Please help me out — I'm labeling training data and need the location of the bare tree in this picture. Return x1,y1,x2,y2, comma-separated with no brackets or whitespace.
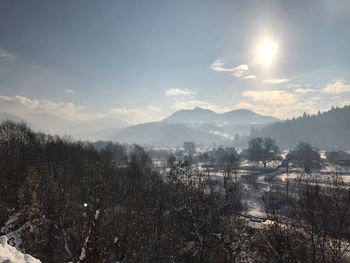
288,142,321,174
248,137,280,167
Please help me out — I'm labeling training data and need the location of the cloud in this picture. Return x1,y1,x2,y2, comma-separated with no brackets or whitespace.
108,105,163,123
146,105,162,112
5,95,163,124
232,64,249,78
294,88,315,94
210,59,249,78
263,78,290,84
236,99,319,119
242,90,298,106
210,59,231,72
310,96,322,102
235,79,350,119
0,94,166,133
286,83,302,89
240,89,317,118
0,95,103,122
64,89,75,94
238,85,347,118
165,88,196,97
322,80,350,94
172,99,231,113
244,75,256,80
0,49,15,61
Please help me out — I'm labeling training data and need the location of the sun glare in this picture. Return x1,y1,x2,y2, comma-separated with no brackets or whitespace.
256,40,279,66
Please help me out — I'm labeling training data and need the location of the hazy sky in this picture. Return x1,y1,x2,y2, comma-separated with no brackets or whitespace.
0,0,350,133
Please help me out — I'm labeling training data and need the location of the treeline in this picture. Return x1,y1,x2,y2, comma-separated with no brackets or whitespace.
0,120,247,262
1,120,350,262
250,105,350,149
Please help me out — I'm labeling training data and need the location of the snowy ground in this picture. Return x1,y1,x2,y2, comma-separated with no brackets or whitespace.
0,236,41,263
241,167,287,218
158,160,350,221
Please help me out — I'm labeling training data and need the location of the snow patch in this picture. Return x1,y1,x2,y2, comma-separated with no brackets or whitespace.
0,235,41,263
0,214,19,234
1,213,33,250
94,209,100,220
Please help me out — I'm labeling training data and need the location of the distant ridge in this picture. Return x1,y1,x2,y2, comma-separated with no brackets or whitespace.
106,121,228,146
253,105,350,149
162,107,278,124
104,108,278,147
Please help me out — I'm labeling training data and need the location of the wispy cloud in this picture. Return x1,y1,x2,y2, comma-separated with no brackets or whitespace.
322,80,350,94
146,105,162,112
165,88,196,97
0,95,104,122
0,49,15,61
263,78,290,84
0,94,165,131
238,81,350,118
244,75,256,80
232,64,249,78
242,90,297,106
294,88,315,94
64,89,75,94
210,59,249,78
108,105,163,123
210,59,232,72
237,89,320,118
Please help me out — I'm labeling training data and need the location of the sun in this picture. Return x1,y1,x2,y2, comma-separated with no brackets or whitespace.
256,40,279,66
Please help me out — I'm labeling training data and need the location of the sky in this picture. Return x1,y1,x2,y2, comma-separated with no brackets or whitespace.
0,0,350,134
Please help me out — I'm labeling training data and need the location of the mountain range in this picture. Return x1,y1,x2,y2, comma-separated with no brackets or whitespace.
99,108,278,146
3,106,349,149
78,106,350,149
163,107,278,124
0,108,278,146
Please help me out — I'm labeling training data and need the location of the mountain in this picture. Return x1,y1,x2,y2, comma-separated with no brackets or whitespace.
162,107,219,123
253,106,350,150
106,122,228,147
220,109,278,124
106,108,278,147
163,107,278,124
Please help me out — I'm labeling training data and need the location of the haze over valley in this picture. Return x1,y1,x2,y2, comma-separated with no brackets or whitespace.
1,1,350,262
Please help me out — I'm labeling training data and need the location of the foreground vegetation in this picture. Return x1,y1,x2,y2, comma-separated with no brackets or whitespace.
1,120,350,262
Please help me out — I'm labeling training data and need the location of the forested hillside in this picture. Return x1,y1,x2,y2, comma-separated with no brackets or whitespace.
253,106,350,149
